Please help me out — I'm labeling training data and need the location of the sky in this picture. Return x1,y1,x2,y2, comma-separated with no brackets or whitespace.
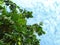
12,0,60,45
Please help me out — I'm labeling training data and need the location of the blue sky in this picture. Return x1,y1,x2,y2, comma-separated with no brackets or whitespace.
12,0,60,45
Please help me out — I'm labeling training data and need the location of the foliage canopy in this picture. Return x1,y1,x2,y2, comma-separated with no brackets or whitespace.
0,0,45,45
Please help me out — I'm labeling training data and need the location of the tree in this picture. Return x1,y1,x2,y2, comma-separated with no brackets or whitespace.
0,0,45,45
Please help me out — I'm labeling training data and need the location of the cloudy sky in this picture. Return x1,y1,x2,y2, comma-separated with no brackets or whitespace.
12,0,60,45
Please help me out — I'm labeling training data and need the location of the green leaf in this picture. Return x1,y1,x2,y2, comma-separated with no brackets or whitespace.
17,18,26,25
0,0,3,4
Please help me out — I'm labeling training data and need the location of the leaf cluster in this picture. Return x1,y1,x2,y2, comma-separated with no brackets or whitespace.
0,0,45,45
